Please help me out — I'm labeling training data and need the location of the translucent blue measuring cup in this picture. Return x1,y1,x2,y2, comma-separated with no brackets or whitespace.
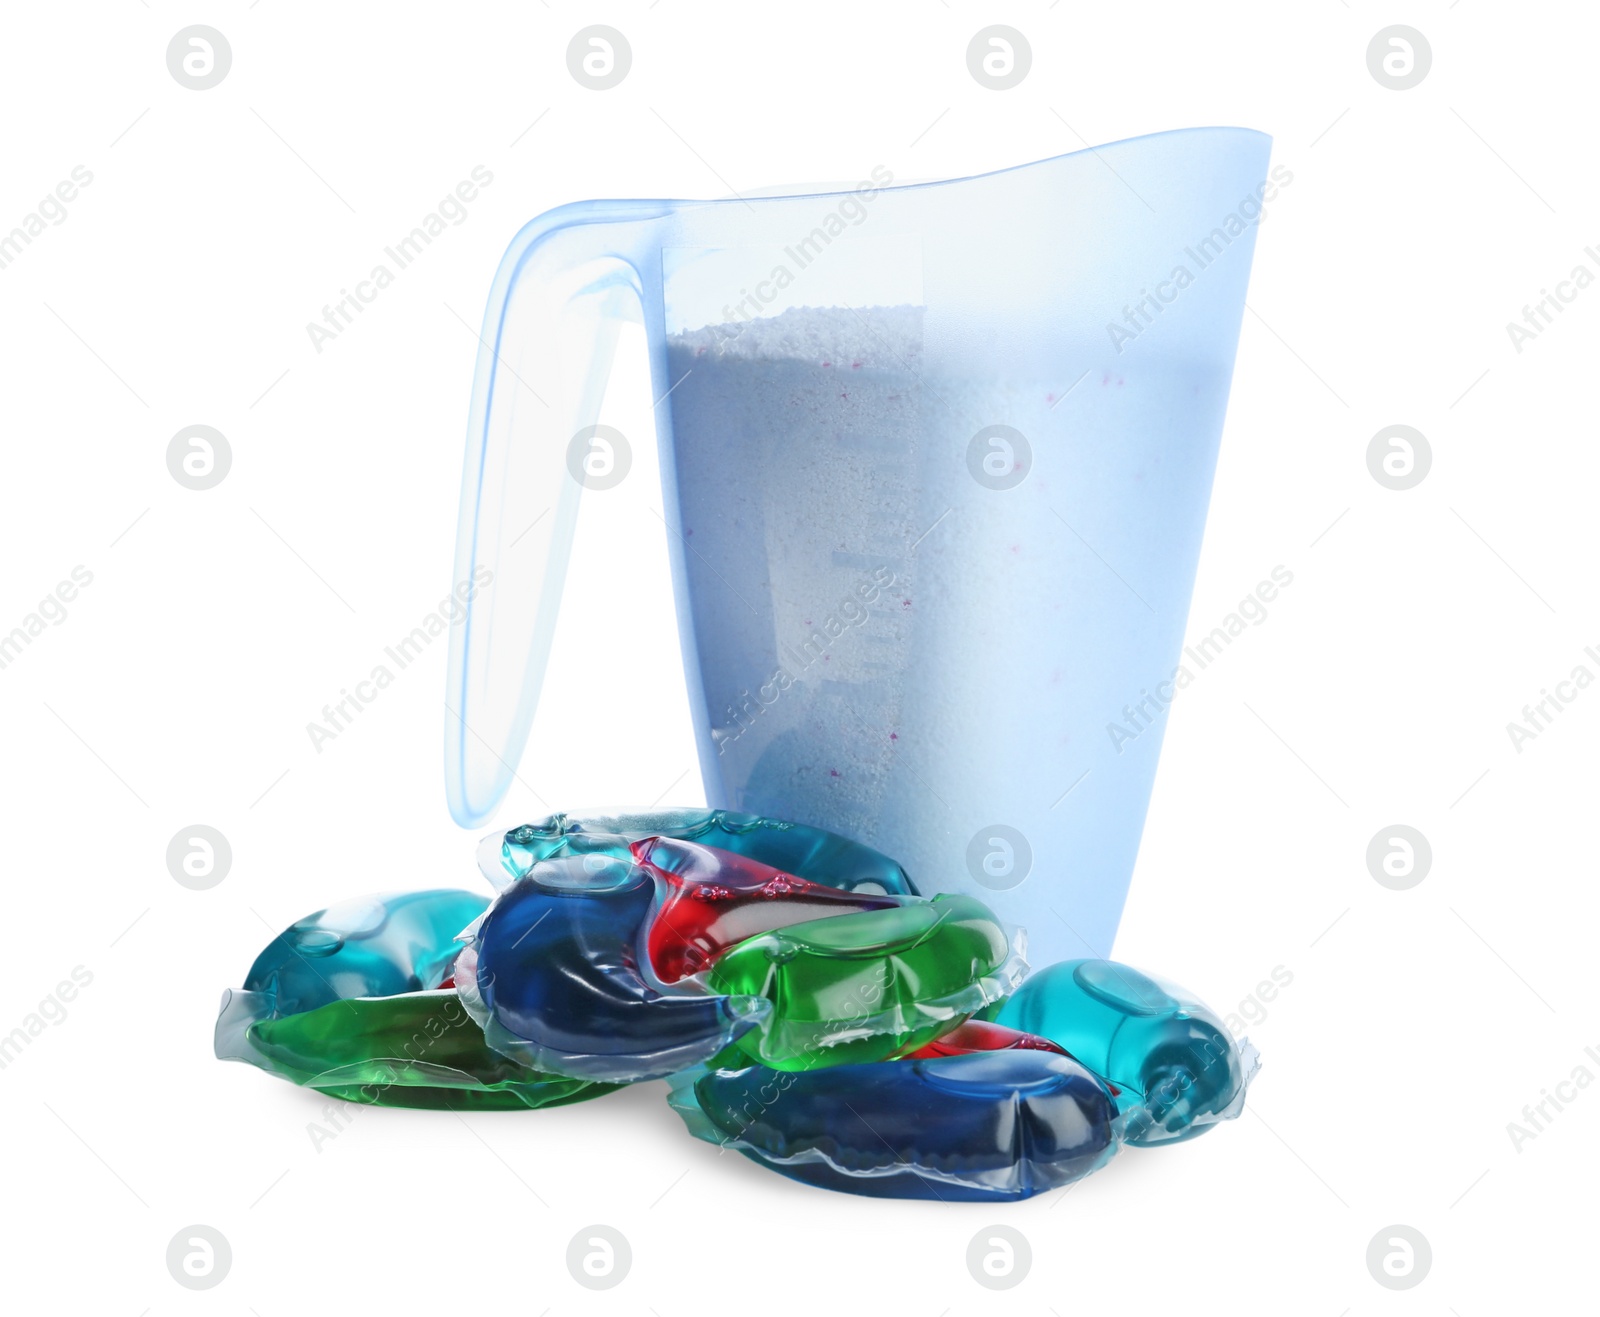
447,127,1274,965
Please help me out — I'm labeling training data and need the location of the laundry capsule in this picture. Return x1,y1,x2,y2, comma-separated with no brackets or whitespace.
459,842,1022,1080
671,1046,1119,1201
478,808,918,896
990,959,1258,1145
214,889,617,1109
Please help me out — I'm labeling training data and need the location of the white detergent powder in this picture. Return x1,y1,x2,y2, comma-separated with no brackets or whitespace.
664,304,1044,857
661,304,1218,960
666,306,931,846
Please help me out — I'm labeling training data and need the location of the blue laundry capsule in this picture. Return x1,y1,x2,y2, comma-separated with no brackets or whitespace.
671,1049,1119,1201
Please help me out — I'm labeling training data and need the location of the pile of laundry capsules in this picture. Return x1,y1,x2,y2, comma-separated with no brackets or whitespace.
215,809,1258,1201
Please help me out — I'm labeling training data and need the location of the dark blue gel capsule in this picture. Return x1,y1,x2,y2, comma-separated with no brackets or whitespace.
675,1049,1119,1201
463,854,768,1082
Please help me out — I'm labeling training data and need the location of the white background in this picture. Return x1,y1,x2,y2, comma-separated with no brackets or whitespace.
2,3,1595,1312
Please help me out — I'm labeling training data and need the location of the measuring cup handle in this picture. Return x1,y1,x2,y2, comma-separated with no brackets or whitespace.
446,201,663,827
